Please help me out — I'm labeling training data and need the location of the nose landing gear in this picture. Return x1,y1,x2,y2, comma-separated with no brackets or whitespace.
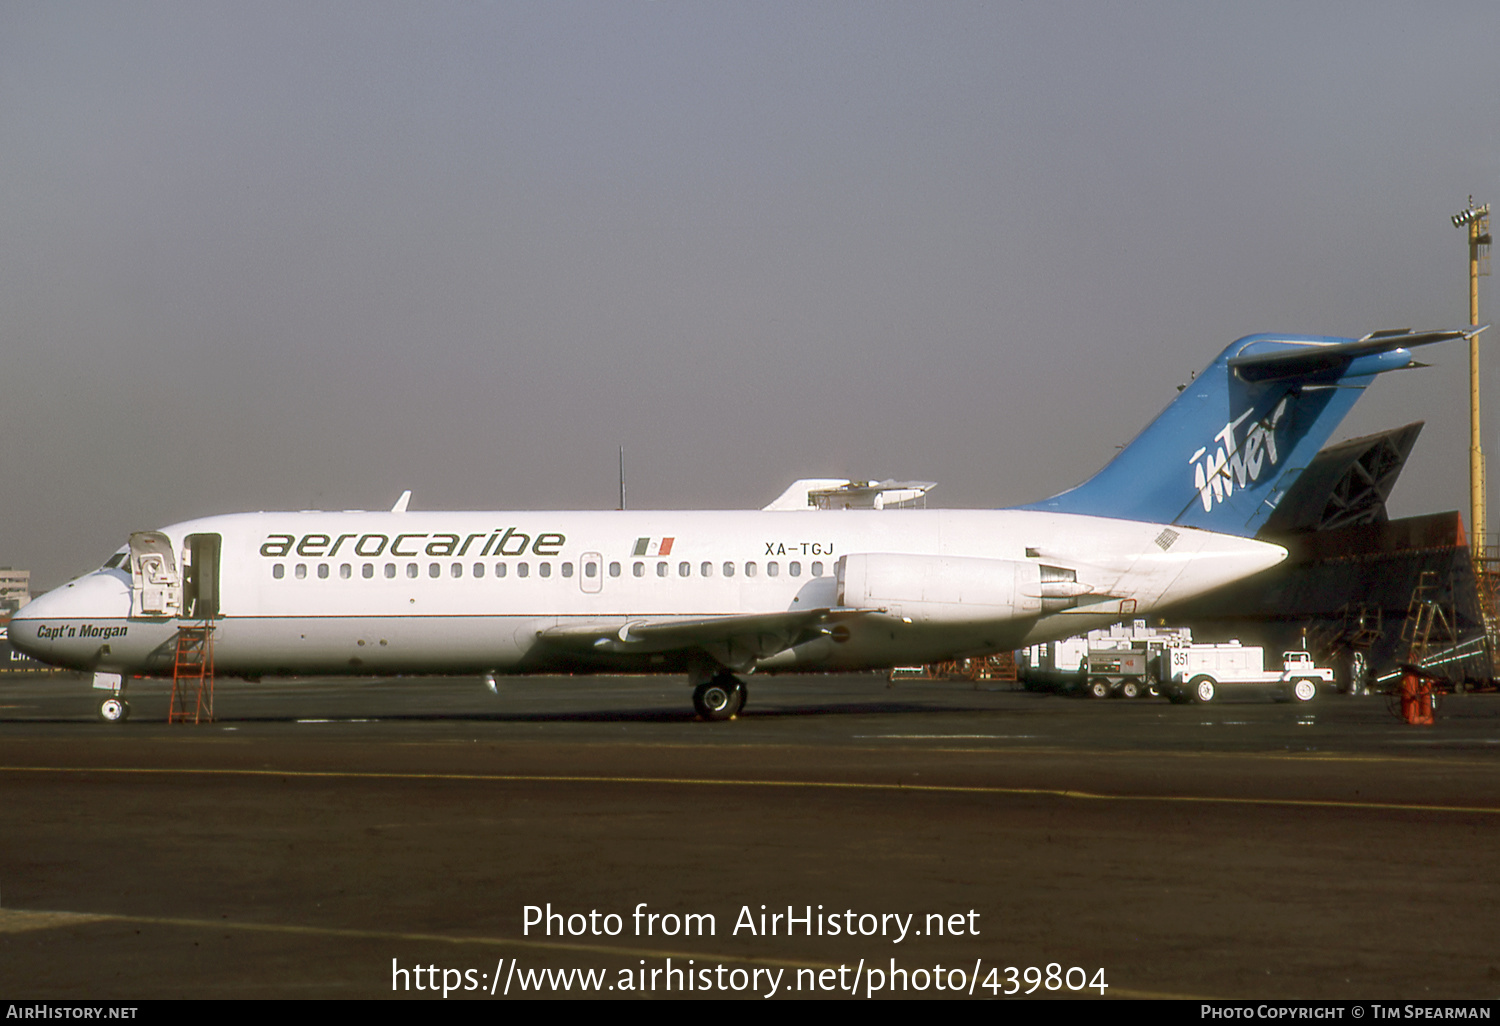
92,671,129,724
98,696,130,723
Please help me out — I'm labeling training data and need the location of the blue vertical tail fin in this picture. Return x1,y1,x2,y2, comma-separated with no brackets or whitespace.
1017,329,1478,536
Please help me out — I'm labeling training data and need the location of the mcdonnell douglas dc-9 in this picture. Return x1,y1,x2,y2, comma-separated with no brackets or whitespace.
9,329,1475,722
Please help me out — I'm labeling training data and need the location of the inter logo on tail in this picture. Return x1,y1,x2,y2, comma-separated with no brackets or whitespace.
1189,396,1290,514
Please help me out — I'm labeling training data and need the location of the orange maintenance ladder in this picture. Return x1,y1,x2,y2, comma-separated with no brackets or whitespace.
167,621,215,724
1393,573,1452,726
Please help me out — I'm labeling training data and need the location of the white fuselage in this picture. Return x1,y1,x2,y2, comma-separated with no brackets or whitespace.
10,507,1285,680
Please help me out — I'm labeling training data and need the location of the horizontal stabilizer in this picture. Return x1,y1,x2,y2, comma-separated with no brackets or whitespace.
1228,328,1481,382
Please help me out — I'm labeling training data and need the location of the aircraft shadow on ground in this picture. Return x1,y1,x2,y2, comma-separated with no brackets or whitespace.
0,700,1007,725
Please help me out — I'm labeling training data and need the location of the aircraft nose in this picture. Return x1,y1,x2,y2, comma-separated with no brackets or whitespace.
7,571,133,666
7,605,50,661
7,606,41,661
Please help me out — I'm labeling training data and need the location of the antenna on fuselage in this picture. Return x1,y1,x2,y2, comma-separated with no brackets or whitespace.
618,447,626,511
391,490,412,513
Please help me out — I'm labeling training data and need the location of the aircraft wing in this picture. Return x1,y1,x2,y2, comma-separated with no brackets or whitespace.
538,607,877,671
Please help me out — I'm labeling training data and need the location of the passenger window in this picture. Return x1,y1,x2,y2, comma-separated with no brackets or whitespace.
679,561,690,577
657,562,668,578
407,563,418,579
701,562,713,577
473,563,485,578
317,564,329,579
767,562,778,577
633,562,644,578
518,562,529,578
340,564,352,579
812,561,824,577
723,562,735,577
561,562,573,578
583,561,596,578
609,562,621,577
385,563,396,578
362,564,374,579
495,563,507,578
428,563,440,578
789,561,801,577
451,563,463,578
295,564,307,580
272,564,285,579
745,562,757,578
540,563,551,578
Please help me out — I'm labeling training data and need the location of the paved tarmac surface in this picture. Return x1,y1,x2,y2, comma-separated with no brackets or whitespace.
1,672,1498,1000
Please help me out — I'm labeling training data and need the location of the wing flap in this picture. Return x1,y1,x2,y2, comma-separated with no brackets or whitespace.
538,607,878,669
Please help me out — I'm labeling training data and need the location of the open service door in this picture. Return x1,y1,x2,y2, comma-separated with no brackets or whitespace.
184,533,221,619
129,531,181,618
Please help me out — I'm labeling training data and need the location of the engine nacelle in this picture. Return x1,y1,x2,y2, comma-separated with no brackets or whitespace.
836,553,1045,626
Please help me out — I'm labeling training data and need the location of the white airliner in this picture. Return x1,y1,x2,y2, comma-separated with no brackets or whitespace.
8,328,1475,722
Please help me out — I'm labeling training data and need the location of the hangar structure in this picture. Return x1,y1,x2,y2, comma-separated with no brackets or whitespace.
1161,423,1496,689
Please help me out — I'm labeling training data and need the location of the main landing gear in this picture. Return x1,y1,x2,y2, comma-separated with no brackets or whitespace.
692,673,747,722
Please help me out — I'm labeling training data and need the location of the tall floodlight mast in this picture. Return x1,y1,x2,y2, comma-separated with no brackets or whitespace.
1452,198,1490,555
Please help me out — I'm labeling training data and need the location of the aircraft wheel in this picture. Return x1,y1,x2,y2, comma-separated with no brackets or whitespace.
1292,678,1318,703
1087,677,1111,699
1120,680,1141,699
1190,675,1217,703
98,697,130,723
733,680,747,713
693,678,741,721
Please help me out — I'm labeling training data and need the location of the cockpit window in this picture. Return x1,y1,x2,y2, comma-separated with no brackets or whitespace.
102,548,129,570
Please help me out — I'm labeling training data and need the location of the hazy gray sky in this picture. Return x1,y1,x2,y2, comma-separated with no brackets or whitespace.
3,1,1497,586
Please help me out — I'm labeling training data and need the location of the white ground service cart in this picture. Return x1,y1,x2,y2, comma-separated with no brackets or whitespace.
1162,644,1334,704
1083,648,1153,698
